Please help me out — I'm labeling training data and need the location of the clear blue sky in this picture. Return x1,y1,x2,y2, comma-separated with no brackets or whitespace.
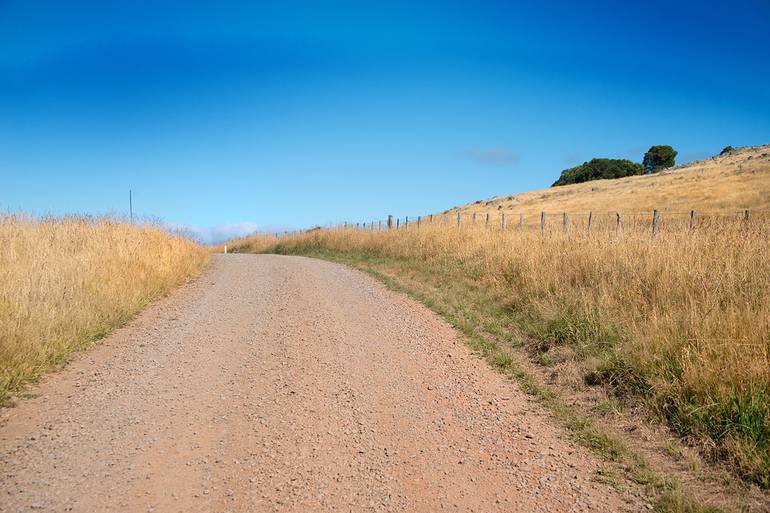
2,1,769,242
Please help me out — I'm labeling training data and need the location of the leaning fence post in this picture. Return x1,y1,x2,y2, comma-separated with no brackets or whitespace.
615,212,622,238
689,209,696,231
501,213,506,230
587,211,593,233
562,212,569,233
540,211,546,234
652,209,660,238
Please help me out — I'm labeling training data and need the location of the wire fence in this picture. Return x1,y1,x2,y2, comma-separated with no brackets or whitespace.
273,207,769,238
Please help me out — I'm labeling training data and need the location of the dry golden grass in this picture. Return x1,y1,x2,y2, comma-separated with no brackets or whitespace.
452,145,770,218
0,215,209,403
233,208,770,488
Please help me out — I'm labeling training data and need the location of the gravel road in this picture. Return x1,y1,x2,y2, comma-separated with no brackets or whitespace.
0,255,635,512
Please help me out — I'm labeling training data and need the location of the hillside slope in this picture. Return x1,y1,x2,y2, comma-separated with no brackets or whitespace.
453,145,770,217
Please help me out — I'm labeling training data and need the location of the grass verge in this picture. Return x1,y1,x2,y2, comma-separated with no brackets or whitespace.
0,215,209,404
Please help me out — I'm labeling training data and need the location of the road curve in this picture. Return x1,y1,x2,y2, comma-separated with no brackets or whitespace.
1,255,634,512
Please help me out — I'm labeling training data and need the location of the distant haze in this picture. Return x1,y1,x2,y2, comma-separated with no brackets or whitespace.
165,222,292,245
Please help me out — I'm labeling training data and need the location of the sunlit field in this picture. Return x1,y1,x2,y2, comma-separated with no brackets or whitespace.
451,145,770,218
233,211,770,486
0,215,208,403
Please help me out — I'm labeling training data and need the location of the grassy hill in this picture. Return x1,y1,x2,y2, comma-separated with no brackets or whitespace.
452,144,770,217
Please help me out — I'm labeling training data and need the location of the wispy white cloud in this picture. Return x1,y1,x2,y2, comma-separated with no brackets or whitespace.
164,221,292,245
459,148,519,165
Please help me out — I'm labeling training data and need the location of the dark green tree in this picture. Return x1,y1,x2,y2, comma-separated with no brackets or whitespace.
642,145,677,173
720,146,735,156
552,158,645,186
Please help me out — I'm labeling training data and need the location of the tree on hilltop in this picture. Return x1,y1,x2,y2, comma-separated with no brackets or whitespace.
643,145,677,173
552,158,644,186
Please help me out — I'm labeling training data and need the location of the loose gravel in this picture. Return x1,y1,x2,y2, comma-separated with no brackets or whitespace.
0,255,637,512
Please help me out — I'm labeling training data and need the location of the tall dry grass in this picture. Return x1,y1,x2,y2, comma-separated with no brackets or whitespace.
0,215,209,403
234,212,770,486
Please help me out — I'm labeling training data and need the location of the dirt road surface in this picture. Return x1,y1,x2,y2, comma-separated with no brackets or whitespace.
1,255,637,512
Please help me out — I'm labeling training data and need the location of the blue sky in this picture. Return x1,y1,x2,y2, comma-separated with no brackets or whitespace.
2,0,769,242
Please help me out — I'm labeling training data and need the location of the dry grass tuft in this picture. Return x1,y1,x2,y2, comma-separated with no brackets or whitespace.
234,211,770,488
0,215,209,403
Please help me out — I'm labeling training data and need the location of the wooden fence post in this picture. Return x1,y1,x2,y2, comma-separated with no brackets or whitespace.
744,209,750,222
562,212,569,233
652,209,660,238
501,213,506,230
417,216,421,228
615,212,622,238
387,215,393,230
405,216,409,229
689,209,696,231
472,212,476,225
540,211,546,234
457,212,461,227
587,211,593,233
379,220,382,230
485,212,490,228
519,213,524,230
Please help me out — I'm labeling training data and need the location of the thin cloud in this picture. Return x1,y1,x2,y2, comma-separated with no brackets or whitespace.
560,151,583,165
164,221,291,245
460,148,519,165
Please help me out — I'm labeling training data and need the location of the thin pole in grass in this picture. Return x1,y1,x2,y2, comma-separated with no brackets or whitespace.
587,211,593,233
387,215,393,229
652,209,660,238
562,212,569,234
519,213,524,230
485,212,490,228
417,216,421,228
429,214,433,223
501,212,506,230
396,218,400,229
744,209,750,222
615,212,622,239
457,212,461,227
472,212,476,224
689,209,696,231
540,211,546,234
405,216,409,229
